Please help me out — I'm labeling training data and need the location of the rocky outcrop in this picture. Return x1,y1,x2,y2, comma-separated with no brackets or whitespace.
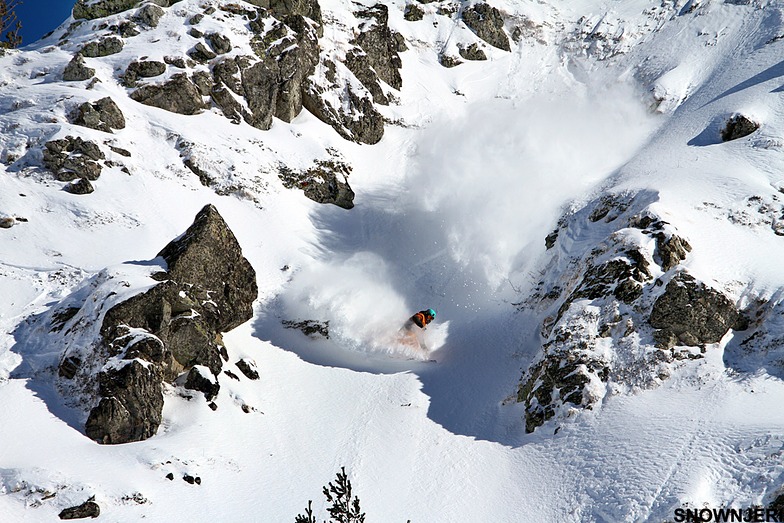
278,158,355,209
268,0,323,36
65,178,95,195
303,76,385,144
43,136,105,182
59,498,100,520
130,73,205,115
71,97,126,133
721,114,759,142
459,43,487,61
63,54,95,81
516,192,736,433
122,60,167,87
462,3,510,51
80,37,124,58
353,4,404,90
236,359,259,380
85,359,163,443
52,204,257,444
649,273,746,349
73,0,139,19
134,3,165,27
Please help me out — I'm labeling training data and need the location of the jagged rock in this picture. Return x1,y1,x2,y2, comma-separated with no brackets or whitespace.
123,60,166,86
134,3,165,27
183,365,220,401
63,54,95,81
189,42,217,62
191,71,213,96
164,55,187,68
130,73,205,115
80,37,124,58
439,55,461,68
459,42,487,61
118,20,141,37
65,178,95,195
59,498,100,519
206,32,232,54
650,273,746,348
73,0,138,19
303,78,384,144
654,232,691,271
345,50,388,104
85,360,164,444
269,0,323,36
404,4,424,21
213,18,318,129
43,136,105,181
76,204,257,444
236,359,259,380
354,4,403,90
71,97,126,133
462,3,510,51
721,114,759,142
279,159,355,208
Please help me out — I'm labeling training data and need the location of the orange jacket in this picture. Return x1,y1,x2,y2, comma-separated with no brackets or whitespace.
411,311,433,329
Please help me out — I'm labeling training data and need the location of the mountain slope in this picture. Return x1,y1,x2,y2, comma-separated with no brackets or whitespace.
3,0,784,521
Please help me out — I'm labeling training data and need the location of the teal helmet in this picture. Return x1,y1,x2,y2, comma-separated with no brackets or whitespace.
427,308,436,318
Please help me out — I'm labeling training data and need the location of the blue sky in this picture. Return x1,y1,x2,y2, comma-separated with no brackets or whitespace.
15,0,75,45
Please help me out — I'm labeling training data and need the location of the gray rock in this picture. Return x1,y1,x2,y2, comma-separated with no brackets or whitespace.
134,3,165,27
191,71,213,96
344,49,389,105
189,42,217,62
164,55,187,68
64,178,95,195
73,0,138,19
458,42,487,61
118,20,140,37
650,273,745,349
43,136,105,181
236,359,259,380
123,60,166,86
354,4,403,90
206,32,232,54
85,360,164,444
0,216,15,228
462,3,510,51
654,232,691,271
721,114,759,142
404,4,424,21
71,97,126,133
130,73,205,115
439,54,461,68
183,366,220,401
81,204,257,443
80,37,124,58
269,0,323,36
59,499,100,519
63,54,95,81
303,78,384,144
279,159,355,209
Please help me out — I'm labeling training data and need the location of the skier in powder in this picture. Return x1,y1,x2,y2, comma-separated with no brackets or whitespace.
398,308,436,353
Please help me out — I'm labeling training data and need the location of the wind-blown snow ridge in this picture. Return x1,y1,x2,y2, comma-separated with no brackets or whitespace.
3,0,784,521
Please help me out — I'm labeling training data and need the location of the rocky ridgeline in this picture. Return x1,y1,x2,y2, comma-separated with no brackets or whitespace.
29,204,258,444
518,191,748,433
32,0,517,204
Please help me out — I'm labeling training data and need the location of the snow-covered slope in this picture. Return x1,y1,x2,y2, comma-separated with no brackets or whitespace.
3,0,784,521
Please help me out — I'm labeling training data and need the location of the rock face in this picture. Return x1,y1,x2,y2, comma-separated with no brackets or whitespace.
62,54,95,81
59,498,100,520
279,159,356,208
516,191,744,433
55,204,257,444
721,114,759,142
462,3,511,51
71,97,126,133
353,5,404,91
130,73,205,115
73,0,138,19
649,273,746,348
43,136,105,182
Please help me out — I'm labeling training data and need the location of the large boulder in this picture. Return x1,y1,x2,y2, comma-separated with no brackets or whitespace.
54,204,257,444
71,97,126,133
62,54,95,82
721,114,759,142
43,136,105,181
649,272,746,348
73,0,139,19
462,3,510,51
80,37,124,58
130,73,205,115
